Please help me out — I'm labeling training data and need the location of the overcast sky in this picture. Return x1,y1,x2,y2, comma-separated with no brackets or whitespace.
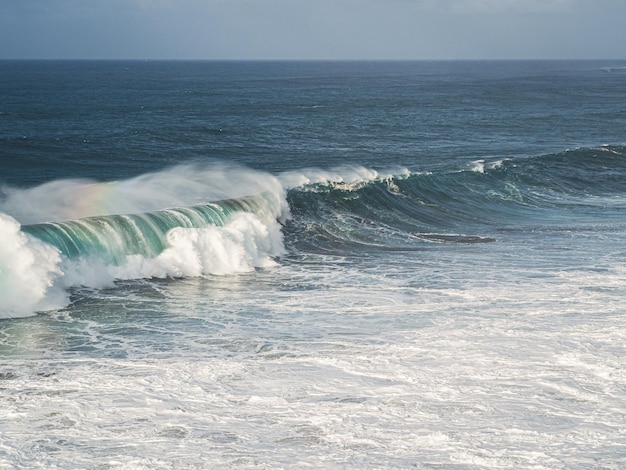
1,0,624,60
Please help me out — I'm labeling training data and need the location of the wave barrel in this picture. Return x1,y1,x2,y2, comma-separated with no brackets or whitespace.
21,193,282,265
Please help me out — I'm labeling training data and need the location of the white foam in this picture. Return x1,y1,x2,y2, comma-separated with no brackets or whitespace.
278,165,410,190
4,211,285,318
469,159,485,173
110,212,285,279
0,214,68,319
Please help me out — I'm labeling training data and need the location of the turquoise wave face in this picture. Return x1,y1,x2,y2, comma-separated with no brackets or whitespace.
21,194,281,264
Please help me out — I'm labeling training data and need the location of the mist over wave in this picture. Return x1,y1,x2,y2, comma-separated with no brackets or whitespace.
0,161,288,225
0,163,289,319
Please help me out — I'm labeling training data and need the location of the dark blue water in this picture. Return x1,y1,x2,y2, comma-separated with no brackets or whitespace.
2,60,625,185
1,60,626,468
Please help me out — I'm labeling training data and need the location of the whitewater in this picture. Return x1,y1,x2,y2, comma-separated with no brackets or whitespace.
1,60,626,468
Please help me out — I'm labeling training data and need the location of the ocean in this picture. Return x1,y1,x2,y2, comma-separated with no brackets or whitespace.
1,60,625,468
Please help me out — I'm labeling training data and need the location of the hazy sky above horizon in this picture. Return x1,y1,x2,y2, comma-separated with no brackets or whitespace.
1,0,624,60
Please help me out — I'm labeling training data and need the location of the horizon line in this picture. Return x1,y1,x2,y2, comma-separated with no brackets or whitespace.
1,57,625,62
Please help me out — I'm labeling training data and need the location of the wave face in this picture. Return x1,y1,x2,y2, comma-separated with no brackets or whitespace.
21,195,281,264
284,145,626,252
1,145,625,318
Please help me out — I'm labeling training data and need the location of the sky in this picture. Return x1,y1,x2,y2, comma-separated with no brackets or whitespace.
0,0,625,60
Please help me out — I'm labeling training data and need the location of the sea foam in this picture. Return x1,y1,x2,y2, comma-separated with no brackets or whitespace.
0,214,68,318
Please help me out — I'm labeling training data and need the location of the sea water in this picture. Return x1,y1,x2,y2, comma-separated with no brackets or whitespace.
1,60,626,468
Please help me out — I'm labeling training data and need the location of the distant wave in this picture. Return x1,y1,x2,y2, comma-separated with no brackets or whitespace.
283,145,626,252
601,66,626,73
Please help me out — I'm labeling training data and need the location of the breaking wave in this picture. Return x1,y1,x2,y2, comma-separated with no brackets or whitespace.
0,163,288,318
1,145,624,318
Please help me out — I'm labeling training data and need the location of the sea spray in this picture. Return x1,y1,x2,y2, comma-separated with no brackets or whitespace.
278,165,410,190
0,162,289,225
0,214,67,318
